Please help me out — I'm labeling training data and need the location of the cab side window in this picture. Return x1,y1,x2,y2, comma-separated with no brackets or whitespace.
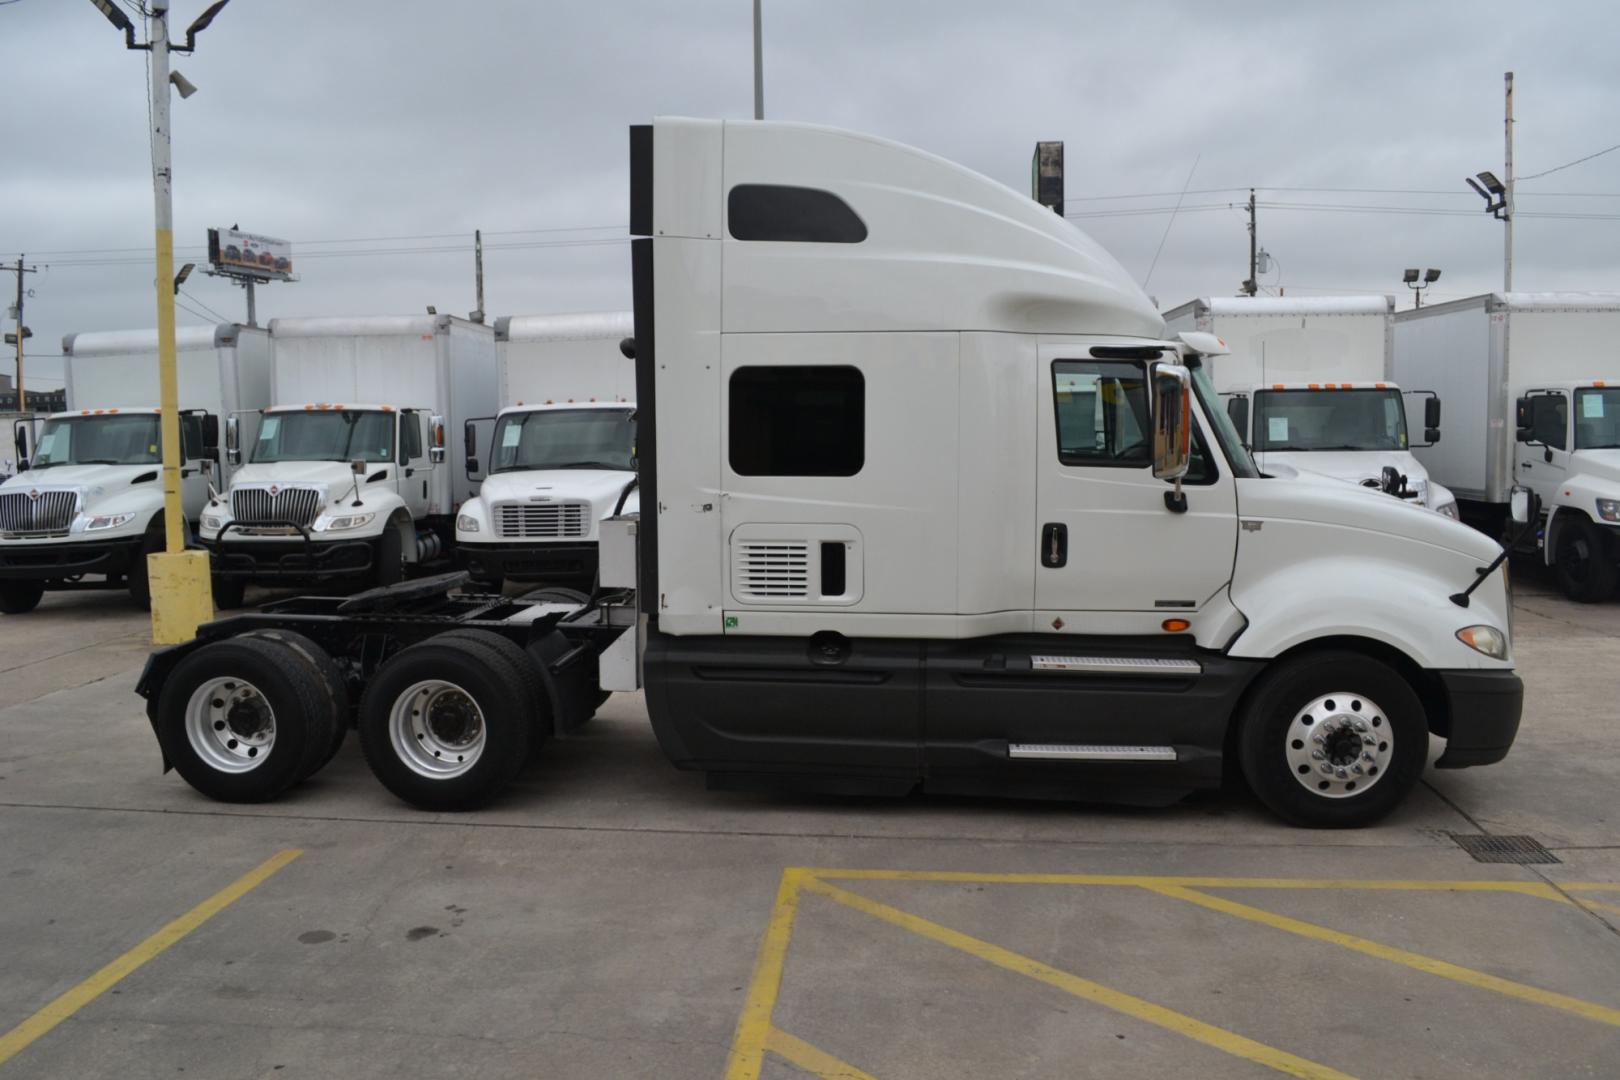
1053,360,1149,467
1533,395,1568,450
400,412,424,464
180,414,204,460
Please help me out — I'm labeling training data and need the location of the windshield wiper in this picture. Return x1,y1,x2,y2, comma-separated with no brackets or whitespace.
73,458,127,465
551,461,633,470
1260,445,1312,452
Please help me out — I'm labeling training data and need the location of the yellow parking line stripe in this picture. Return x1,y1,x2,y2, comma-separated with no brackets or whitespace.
726,869,809,1080
1578,898,1620,919
804,877,1354,1080
766,1027,878,1080
0,849,303,1068
804,869,1569,897
1148,885,1620,1029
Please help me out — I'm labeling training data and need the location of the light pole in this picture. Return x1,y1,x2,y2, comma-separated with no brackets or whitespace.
1465,72,1514,291
752,0,764,119
1403,268,1441,309
90,0,234,644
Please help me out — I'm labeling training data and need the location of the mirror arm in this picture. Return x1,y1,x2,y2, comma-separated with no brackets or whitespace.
1164,485,1187,514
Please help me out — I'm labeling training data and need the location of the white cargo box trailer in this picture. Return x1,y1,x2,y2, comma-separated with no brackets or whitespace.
494,311,636,406
1393,292,1620,599
0,324,271,613
200,315,497,603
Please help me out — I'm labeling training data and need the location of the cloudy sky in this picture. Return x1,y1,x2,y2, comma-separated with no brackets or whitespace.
3,0,1617,390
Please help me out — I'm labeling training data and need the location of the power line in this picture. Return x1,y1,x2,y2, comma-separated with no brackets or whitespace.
0,224,625,261
178,288,229,322
1518,140,1620,182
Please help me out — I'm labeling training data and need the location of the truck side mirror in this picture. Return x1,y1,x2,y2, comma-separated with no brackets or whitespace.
618,336,636,360
1424,395,1441,430
202,414,220,456
1150,362,1192,483
1510,486,1541,526
351,458,368,475
1225,396,1249,440
225,415,241,465
429,413,446,464
1514,397,1535,443
463,420,480,476
13,420,30,472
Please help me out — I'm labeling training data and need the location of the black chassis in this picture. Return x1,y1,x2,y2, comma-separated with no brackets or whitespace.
134,572,625,770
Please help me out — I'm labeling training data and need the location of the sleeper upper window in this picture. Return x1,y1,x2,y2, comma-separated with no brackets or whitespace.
729,366,864,476
728,185,868,243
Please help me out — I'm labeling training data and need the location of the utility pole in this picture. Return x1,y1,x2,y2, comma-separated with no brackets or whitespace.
473,229,485,323
752,0,764,120
1244,188,1257,296
6,257,37,412
1503,71,1514,292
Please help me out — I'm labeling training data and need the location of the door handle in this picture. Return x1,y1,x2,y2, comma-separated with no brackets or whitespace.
1521,462,1532,469
405,467,415,477
1041,522,1068,568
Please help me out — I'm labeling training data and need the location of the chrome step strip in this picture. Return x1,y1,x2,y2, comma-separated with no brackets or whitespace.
1030,655,1201,675
1009,744,1177,762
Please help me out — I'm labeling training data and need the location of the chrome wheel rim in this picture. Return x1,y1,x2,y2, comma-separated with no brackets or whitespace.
185,676,275,773
389,680,485,779
1284,691,1392,799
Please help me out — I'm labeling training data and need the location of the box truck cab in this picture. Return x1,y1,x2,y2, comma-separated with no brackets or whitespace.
1514,379,1620,599
136,118,1526,829
455,313,638,589
199,315,496,606
1164,296,1456,516
0,324,270,613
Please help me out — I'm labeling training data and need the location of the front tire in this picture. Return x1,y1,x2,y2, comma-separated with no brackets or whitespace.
1554,515,1618,603
212,575,247,610
0,581,45,614
128,522,166,610
1237,650,1427,828
375,524,405,587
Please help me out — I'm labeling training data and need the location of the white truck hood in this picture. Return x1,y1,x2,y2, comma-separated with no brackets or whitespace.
1238,473,1495,563
229,460,357,490
1568,448,1620,487
1254,449,1428,489
1,463,153,496
478,468,638,509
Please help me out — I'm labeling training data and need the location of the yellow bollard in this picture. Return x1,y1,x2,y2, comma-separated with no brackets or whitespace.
147,550,216,646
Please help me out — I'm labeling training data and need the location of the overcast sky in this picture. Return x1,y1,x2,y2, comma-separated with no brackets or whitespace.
3,0,1618,390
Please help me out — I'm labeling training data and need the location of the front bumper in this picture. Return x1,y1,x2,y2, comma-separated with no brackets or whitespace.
0,536,141,581
457,540,598,584
1432,669,1524,768
205,521,374,581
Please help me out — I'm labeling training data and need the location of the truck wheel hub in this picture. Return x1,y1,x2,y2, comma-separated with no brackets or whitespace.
390,680,486,780
1282,692,1392,800
185,677,276,774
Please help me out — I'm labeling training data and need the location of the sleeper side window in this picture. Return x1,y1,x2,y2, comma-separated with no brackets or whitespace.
1052,360,1151,467
729,365,864,477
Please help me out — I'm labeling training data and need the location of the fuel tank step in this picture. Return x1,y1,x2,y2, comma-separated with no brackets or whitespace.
1030,655,1201,675
1007,744,1178,762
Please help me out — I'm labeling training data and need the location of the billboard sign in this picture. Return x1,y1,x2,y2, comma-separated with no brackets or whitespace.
1031,141,1064,216
208,227,293,280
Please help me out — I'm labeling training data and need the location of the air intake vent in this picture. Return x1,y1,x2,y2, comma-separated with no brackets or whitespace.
733,541,810,601
231,486,323,528
0,489,78,536
495,501,590,539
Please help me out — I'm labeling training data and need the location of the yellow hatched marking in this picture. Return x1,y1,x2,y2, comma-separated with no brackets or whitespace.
804,877,1354,1080
1148,885,1620,1028
726,868,809,1080
765,1027,878,1080
0,849,303,1067
806,869,1569,897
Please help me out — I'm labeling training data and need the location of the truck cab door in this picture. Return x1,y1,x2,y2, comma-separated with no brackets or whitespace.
1518,390,1569,505
398,410,430,520
1034,350,1237,622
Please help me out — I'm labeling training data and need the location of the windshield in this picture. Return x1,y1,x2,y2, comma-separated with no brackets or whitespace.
491,408,636,473
1190,361,1259,478
251,410,395,464
31,414,162,468
1253,388,1408,453
1574,388,1620,449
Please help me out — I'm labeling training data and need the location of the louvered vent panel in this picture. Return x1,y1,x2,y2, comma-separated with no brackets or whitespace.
734,541,810,601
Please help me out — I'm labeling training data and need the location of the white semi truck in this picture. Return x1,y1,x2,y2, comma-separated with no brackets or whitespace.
136,118,1525,829
455,311,638,590
0,324,271,613
1164,296,1456,516
1394,292,1620,600
199,315,497,606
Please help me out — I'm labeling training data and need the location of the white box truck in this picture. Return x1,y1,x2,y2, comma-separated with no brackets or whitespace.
0,324,270,613
1164,296,1455,516
455,311,638,590
1393,292,1620,600
199,315,497,606
138,118,1525,829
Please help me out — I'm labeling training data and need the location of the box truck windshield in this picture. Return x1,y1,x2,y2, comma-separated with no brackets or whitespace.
1574,388,1620,449
490,409,635,472
1253,388,1407,452
253,410,394,463
1192,363,1260,476
32,414,164,468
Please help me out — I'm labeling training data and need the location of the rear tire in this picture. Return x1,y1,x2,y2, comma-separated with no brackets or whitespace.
1237,650,1427,828
240,629,351,776
0,581,44,614
357,635,533,810
155,636,338,802
1554,515,1618,603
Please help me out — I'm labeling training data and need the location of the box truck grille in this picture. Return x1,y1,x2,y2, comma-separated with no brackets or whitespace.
0,490,78,537
494,501,590,539
734,541,810,600
231,487,323,528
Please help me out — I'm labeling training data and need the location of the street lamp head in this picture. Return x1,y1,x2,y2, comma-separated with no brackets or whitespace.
1424,268,1442,284
88,0,133,32
1476,171,1505,196
1403,268,1420,284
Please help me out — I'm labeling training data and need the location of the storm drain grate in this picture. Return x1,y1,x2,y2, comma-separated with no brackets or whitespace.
1450,833,1560,864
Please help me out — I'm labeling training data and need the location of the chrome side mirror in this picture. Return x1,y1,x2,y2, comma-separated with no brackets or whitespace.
224,415,241,466
1150,362,1192,483
429,413,446,464
1510,486,1541,526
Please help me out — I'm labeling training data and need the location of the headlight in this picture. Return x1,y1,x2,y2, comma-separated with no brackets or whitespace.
201,513,224,531
1456,624,1508,660
456,514,480,533
1435,501,1459,519
83,512,137,531
1596,499,1620,523
317,512,375,532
